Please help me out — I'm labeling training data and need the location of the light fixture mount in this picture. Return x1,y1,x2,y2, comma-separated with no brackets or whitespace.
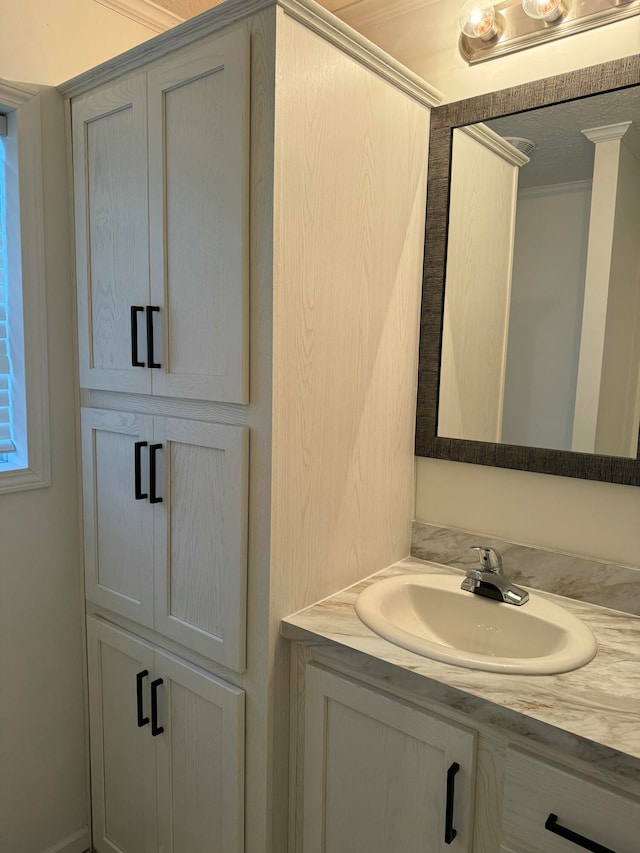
459,0,640,64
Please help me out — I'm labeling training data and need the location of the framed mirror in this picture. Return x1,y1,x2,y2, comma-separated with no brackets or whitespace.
416,56,640,485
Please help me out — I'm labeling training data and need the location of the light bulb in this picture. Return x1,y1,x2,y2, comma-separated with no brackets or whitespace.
521,0,565,21
459,0,499,41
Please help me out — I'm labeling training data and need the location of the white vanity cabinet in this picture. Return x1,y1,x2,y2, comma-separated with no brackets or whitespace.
81,407,249,671
302,666,477,853
72,28,249,404
87,618,244,853
502,748,640,853
289,648,640,853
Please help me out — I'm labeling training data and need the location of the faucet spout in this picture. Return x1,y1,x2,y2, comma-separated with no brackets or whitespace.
462,548,529,606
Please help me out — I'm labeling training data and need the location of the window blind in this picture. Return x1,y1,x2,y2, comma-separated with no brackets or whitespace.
0,137,15,454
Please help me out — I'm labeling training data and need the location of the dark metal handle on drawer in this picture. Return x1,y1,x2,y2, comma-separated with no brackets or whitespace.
130,306,145,367
134,441,148,500
545,813,617,853
444,761,459,844
136,670,149,727
146,305,161,369
149,443,163,504
150,678,164,736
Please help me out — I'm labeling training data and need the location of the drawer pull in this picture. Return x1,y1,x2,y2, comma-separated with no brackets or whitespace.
146,305,161,369
149,443,163,504
135,669,149,727
444,761,460,844
130,306,145,367
545,813,617,853
151,677,164,736
134,441,148,500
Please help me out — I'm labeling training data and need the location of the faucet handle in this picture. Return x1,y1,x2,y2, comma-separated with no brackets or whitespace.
470,546,502,573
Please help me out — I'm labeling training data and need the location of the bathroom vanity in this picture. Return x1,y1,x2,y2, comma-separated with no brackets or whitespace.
274,28,640,853
282,558,640,853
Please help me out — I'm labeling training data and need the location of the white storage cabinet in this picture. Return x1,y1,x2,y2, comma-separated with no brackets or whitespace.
87,618,244,853
73,29,248,403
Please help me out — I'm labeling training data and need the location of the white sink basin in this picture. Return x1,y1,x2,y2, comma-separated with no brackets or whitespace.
355,574,597,675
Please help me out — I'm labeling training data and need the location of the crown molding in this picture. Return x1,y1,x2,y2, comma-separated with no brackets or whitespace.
94,0,185,33
460,123,530,167
582,121,633,144
278,0,442,107
61,0,442,108
0,80,39,109
338,0,440,30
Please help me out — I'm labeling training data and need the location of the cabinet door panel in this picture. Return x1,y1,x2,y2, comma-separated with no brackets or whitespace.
153,418,248,669
82,408,155,626
73,76,151,393
87,618,157,853
155,650,245,853
148,29,249,403
304,666,476,853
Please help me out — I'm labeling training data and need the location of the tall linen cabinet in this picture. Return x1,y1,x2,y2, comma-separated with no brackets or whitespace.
66,1,439,850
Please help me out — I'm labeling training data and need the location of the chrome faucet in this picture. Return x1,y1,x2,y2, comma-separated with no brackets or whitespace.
461,547,529,606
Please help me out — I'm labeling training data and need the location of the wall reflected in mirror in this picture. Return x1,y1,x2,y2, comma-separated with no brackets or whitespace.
438,85,640,458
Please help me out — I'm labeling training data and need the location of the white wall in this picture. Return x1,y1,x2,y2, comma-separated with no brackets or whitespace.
0,88,89,853
340,2,640,565
0,0,155,85
0,5,156,851
501,181,591,451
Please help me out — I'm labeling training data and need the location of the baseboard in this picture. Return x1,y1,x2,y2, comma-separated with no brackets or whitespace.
40,827,91,853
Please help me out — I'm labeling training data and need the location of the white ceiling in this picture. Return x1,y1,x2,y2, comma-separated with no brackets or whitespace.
152,0,371,16
486,86,640,188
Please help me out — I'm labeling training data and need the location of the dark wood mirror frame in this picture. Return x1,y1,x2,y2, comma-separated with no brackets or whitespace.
416,55,640,486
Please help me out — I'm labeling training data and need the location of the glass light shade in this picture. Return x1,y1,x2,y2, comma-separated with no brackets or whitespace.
459,0,499,40
521,0,565,21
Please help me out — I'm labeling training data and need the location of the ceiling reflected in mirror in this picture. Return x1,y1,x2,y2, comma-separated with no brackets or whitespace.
416,56,640,485
438,84,640,460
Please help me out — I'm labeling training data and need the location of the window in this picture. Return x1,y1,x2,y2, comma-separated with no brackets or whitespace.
0,83,51,493
0,110,27,471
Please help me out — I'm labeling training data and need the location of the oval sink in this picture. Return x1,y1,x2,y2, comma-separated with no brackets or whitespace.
355,574,597,675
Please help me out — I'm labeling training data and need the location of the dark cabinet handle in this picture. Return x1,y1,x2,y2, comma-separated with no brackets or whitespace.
136,670,149,727
149,443,163,504
150,677,164,736
444,761,460,844
146,306,161,369
130,306,145,367
134,441,148,500
545,814,617,853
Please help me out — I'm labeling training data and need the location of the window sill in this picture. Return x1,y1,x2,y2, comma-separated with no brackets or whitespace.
0,464,50,494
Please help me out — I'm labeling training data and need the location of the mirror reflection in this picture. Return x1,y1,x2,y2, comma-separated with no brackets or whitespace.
438,85,640,458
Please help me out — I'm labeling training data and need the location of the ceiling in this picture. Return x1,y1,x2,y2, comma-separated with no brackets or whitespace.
485,86,640,189
152,0,368,16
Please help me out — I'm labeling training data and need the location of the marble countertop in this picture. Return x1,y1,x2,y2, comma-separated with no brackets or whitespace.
281,557,640,766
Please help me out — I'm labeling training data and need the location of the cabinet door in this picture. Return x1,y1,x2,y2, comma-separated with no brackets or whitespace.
73,75,151,394
147,28,249,403
82,408,155,626
153,418,248,670
87,618,158,853
154,649,245,853
303,666,476,853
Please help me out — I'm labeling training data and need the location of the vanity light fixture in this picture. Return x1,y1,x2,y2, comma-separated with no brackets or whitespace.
459,0,640,64
459,0,502,40
520,0,566,21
